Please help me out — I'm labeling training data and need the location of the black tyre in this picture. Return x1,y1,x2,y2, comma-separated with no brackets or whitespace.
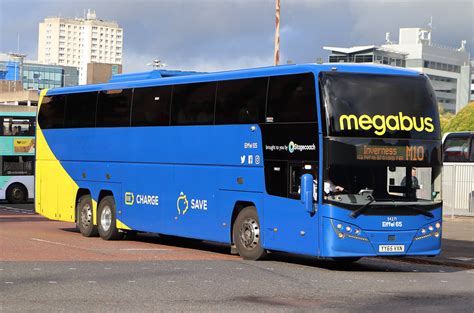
77,194,98,237
97,196,123,240
233,206,267,260
6,183,27,204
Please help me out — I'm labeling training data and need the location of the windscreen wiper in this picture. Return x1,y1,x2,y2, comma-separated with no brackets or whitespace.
350,194,375,219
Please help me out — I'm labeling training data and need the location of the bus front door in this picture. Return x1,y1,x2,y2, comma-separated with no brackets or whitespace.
262,161,319,256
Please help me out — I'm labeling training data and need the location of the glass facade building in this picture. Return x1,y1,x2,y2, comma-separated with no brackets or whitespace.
0,60,79,90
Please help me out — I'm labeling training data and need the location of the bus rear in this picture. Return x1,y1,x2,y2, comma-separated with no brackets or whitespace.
0,111,36,203
319,71,442,258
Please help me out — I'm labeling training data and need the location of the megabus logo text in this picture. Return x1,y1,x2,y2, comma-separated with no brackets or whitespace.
339,112,434,136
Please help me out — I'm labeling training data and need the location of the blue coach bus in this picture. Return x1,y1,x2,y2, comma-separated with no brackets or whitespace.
36,64,442,261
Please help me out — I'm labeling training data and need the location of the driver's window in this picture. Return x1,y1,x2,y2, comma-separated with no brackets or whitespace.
289,163,318,201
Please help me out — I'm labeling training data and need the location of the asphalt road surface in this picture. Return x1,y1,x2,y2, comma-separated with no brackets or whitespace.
1,203,473,312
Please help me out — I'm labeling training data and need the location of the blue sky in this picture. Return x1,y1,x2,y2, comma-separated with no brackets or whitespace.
0,0,472,73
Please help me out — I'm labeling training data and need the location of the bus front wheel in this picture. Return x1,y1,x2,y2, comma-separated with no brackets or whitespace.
97,196,123,240
77,194,98,237
6,183,27,204
233,206,267,260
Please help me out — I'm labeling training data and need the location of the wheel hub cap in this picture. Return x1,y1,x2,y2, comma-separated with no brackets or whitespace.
240,218,260,249
101,206,112,232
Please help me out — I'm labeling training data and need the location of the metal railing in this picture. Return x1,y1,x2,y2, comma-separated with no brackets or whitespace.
443,163,474,216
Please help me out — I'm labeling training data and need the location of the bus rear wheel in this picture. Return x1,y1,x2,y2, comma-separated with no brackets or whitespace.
77,194,98,237
233,206,267,260
6,183,27,204
97,196,123,240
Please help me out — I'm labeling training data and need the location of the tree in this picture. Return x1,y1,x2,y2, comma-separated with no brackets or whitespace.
443,102,474,133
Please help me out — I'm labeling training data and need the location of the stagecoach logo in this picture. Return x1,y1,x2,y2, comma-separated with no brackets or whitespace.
176,192,189,215
288,141,316,153
125,192,134,205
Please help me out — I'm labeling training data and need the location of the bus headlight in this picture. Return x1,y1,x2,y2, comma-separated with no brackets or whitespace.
435,222,441,229
421,228,426,234
428,225,434,231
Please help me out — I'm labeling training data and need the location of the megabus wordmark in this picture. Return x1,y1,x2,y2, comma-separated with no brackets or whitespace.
339,112,434,136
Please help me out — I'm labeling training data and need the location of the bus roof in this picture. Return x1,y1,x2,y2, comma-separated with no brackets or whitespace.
46,63,422,96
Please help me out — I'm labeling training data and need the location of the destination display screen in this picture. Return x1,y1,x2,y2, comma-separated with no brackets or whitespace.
356,145,426,162
325,137,442,166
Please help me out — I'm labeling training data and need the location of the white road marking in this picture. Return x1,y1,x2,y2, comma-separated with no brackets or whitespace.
5,282,14,284
141,267,149,270
128,280,136,283
440,280,448,283
205,267,213,270
409,280,417,283
344,280,353,282
88,281,96,284
33,268,41,271
104,267,112,270
235,268,243,270
48,281,57,284
467,271,474,274
448,257,474,261
376,280,385,282
167,280,175,283
69,268,76,270
266,267,274,271
204,280,213,283
30,238,72,247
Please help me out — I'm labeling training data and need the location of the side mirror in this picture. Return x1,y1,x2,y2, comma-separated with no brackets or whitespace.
301,173,314,213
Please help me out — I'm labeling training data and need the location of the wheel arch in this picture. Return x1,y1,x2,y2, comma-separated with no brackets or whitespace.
6,182,28,203
230,201,257,244
75,188,91,222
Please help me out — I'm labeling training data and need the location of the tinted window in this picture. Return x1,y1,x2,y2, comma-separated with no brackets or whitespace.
1,117,35,136
215,77,267,124
1,156,34,176
265,161,288,197
443,136,471,162
65,92,98,128
267,73,317,123
96,89,132,127
171,82,216,125
132,85,171,126
38,95,66,129
320,72,441,139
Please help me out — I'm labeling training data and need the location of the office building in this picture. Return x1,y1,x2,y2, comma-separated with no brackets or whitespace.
38,9,123,85
324,27,471,113
0,53,79,91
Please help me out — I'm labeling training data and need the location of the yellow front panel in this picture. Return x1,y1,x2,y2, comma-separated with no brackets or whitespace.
35,90,80,222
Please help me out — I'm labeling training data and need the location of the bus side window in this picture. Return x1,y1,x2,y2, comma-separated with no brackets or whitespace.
96,89,133,127
443,136,470,162
265,160,288,198
267,73,317,123
131,86,172,126
38,95,66,129
215,77,267,125
171,82,216,126
65,92,98,128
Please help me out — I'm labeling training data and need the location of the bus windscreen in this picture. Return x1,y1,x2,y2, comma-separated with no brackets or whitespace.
320,72,441,140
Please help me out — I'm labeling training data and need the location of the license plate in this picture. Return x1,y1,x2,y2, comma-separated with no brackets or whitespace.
379,245,405,253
